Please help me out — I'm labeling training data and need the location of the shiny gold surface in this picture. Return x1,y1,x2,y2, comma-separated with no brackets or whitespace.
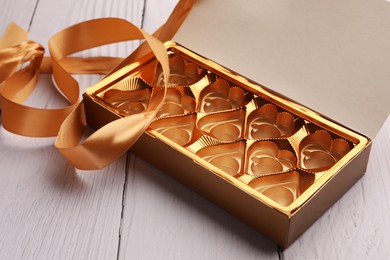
246,104,295,139
150,114,197,146
85,42,369,214
196,141,245,177
246,141,297,176
197,109,245,141
154,53,206,87
299,130,351,172
249,171,300,207
198,79,246,113
153,88,196,118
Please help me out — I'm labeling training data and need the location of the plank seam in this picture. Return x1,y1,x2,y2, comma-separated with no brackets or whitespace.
278,245,284,260
116,152,131,260
141,0,147,29
28,0,40,31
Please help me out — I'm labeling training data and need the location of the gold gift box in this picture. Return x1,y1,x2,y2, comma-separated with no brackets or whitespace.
84,42,369,247
83,0,390,247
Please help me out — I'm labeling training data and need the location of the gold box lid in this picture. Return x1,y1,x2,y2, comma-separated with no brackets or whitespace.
174,0,390,138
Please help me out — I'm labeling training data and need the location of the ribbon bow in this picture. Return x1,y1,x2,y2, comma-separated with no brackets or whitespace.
0,0,196,170
0,19,169,170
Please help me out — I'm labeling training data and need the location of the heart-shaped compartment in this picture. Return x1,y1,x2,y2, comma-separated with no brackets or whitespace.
246,104,295,139
100,77,151,116
149,114,197,147
103,88,151,116
299,130,351,172
196,141,245,177
198,79,245,113
197,109,245,142
246,141,297,176
248,171,300,207
154,54,206,87
151,88,196,118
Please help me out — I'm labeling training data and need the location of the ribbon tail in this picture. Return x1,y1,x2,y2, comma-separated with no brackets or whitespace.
55,101,157,170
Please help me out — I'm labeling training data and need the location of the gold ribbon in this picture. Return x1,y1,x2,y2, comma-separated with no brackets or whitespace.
0,0,197,170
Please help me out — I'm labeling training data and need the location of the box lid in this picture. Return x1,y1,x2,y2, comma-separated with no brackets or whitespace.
173,0,390,138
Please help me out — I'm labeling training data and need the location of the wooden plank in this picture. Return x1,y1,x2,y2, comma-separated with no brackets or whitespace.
28,0,144,52
120,156,279,259
118,1,279,259
0,0,144,259
0,132,126,259
0,0,37,33
142,0,178,34
283,116,390,259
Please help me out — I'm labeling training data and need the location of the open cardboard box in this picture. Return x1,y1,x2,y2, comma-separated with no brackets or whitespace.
83,0,390,247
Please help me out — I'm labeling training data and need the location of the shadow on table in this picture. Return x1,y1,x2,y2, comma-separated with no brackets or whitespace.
129,154,278,257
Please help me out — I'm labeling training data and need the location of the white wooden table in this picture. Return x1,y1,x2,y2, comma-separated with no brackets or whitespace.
1,1,389,259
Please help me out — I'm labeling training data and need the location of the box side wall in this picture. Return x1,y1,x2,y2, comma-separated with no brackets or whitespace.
83,95,121,129
131,132,290,246
287,143,372,247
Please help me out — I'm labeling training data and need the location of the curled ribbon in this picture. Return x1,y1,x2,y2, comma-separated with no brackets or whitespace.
0,0,197,170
